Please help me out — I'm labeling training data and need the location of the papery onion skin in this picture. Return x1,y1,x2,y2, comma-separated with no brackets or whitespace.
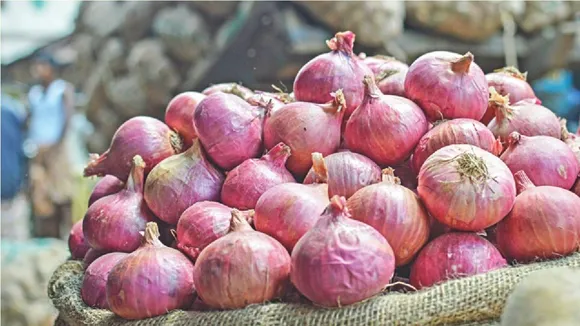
561,120,580,165
68,220,90,260
202,82,254,101
347,168,430,266
418,144,516,231
107,222,195,319
84,117,183,181
409,232,507,289
194,210,291,309
496,171,580,262
366,56,409,97
88,175,124,207
164,92,206,148
500,133,579,189
291,196,395,307
254,183,330,251
81,252,128,309
144,139,225,225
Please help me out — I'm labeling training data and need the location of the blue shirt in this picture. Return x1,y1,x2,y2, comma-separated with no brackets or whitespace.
27,79,67,146
1,95,27,199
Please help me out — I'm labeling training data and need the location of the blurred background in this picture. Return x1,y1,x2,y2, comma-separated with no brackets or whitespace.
1,1,579,325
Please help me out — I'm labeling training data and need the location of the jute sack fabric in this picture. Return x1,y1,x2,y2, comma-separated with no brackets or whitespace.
49,253,580,326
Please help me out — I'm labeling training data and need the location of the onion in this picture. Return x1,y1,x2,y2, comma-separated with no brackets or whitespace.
68,220,90,260
361,55,409,97
246,92,286,114
254,182,330,251
500,132,579,189
405,51,488,121
264,90,344,178
107,222,195,319
418,144,516,231
164,91,206,148
144,139,225,224
293,31,373,120
194,92,265,171
412,118,502,174
291,196,395,307
409,232,507,289
393,159,419,191
573,179,580,197
201,82,254,100
496,171,580,262
83,156,155,252
344,76,428,167
487,88,560,142
561,119,580,165
194,210,291,309
176,201,254,260
304,151,381,199
84,117,183,181
347,168,430,266
81,252,127,309
83,249,109,267
87,175,124,207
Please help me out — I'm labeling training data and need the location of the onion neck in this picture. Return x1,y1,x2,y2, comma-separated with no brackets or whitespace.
126,155,146,193
264,142,292,167
324,195,351,221
319,89,346,115
514,170,536,194
184,139,204,160
451,52,474,74
456,152,489,184
326,31,355,55
143,222,163,247
230,209,253,232
376,69,401,82
381,168,401,185
507,132,522,148
560,118,571,141
489,87,513,122
491,139,504,156
494,66,527,81
363,75,381,98
311,152,329,184
170,131,184,154
229,84,248,100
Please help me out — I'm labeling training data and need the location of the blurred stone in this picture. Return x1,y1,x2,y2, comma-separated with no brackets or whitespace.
60,34,95,87
126,39,180,91
98,38,126,74
120,2,159,42
518,1,573,33
81,2,126,39
103,73,147,119
189,1,239,19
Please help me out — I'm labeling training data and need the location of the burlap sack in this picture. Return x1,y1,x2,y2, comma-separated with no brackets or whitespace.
49,253,580,325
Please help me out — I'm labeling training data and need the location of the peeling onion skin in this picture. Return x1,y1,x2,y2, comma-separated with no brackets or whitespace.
561,120,580,165
409,232,507,289
81,252,128,309
164,92,206,148
291,196,395,307
201,83,254,101
418,144,516,231
68,220,90,260
500,133,580,190
144,139,225,225
88,175,124,207
405,51,488,121
194,210,291,309
347,168,430,266
496,171,580,262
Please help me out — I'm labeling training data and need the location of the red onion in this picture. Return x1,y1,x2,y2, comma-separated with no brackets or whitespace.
496,171,580,262
500,133,579,189
84,117,183,181
573,178,580,197
246,92,286,114
561,119,580,165
221,142,295,209
347,168,430,266
88,175,124,207
164,91,206,148
107,222,195,319
254,182,330,252
293,31,373,120
409,232,507,289
412,118,502,174
81,252,127,309
303,151,381,199
264,90,344,178
201,82,254,100
344,76,428,167
68,220,90,260
176,201,254,260
291,196,395,307
83,249,109,267
144,139,224,225
418,144,516,231
83,156,154,252
487,88,560,142
194,92,265,171
194,210,291,309
361,55,409,97
405,51,488,121
393,159,419,191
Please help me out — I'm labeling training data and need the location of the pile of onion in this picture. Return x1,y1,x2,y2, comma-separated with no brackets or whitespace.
87,175,124,207
81,252,127,309
561,119,580,165
418,144,516,231
361,55,409,97
68,220,90,260
496,171,580,262
202,82,254,100
164,91,206,148
291,196,395,307
194,210,291,309
83,249,108,267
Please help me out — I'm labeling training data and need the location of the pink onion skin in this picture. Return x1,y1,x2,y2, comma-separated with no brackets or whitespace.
176,201,254,260
194,93,264,171
347,169,430,266
88,175,124,207
377,70,408,98
263,91,344,179
409,232,507,289
83,249,109,267
81,252,128,309
254,183,330,252
405,51,488,121
344,76,428,167
561,123,580,165
164,92,206,148
221,142,295,210
362,56,409,97
144,139,225,225
291,196,395,307
249,90,293,113
572,178,580,197
68,220,90,260
393,159,419,191
500,133,580,189
293,31,373,120
412,119,501,174
201,82,254,100
496,171,580,262
418,144,516,231
107,223,195,319
84,117,183,181
194,210,291,309
83,156,155,252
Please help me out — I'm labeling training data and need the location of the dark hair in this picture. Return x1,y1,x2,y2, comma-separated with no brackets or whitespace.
34,51,59,68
